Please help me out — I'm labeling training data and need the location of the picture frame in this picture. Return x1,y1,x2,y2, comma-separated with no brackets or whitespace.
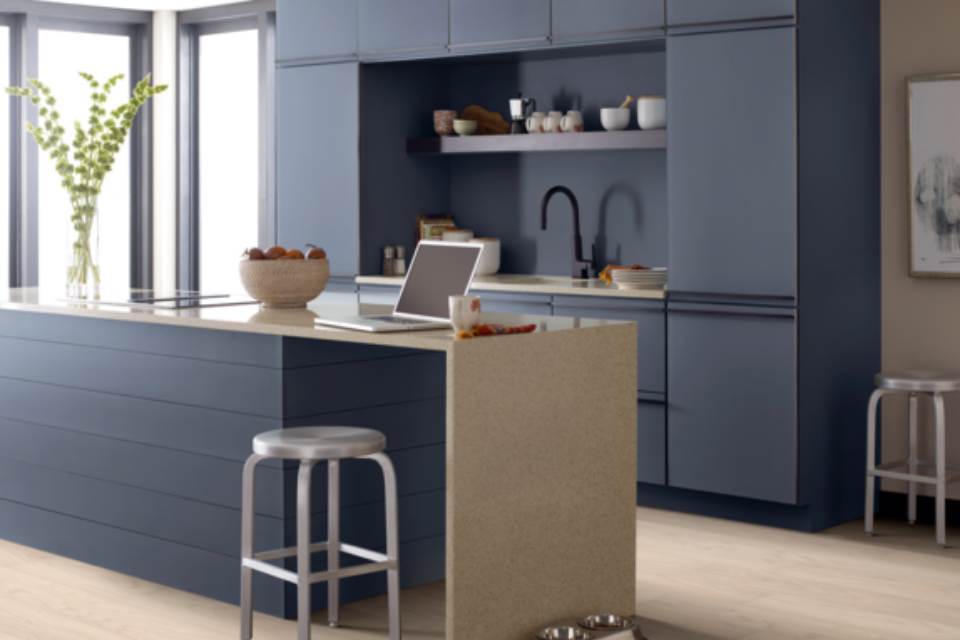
908,73,960,277
416,214,455,242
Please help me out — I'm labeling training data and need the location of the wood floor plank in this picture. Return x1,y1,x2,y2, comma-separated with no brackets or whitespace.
1,507,959,638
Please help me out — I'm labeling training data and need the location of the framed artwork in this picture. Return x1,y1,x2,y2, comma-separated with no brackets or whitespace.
909,73,960,277
416,214,455,242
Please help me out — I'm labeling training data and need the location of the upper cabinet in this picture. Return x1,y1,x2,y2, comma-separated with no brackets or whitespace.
667,0,796,27
552,0,664,44
667,27,797,299
359,0,448,57
276,0,357,63
277,63,360,277
449,0,550,51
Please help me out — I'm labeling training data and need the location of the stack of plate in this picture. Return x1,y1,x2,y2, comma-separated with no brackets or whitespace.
610,267,667,290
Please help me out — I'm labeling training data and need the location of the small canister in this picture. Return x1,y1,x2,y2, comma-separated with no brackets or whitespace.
393,245,407,276
382,245,396,276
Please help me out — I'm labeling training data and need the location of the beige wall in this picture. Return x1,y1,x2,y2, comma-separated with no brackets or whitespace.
881,0,960,497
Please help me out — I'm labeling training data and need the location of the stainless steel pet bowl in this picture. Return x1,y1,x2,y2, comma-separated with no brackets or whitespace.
537,626,592,640
579,614,636,631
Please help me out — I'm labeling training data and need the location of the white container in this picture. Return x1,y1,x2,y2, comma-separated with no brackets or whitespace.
600,107,630,131
449,295,481,331
442,228,474,242
471,237,501,276
560,110,584,133
525,111,545,133
636,96,666,130
543,110,563,133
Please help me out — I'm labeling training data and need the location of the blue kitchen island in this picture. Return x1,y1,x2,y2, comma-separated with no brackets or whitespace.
0,288,636,640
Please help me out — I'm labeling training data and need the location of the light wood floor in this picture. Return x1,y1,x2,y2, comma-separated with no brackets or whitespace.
0,507,957,639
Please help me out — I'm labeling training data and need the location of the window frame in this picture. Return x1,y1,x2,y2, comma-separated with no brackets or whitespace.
177,0,275,291
2,1,153,289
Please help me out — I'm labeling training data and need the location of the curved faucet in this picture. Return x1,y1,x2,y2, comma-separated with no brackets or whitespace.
541,185,594,279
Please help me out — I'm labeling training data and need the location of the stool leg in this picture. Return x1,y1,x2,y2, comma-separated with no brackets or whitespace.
908,393,919,525
866,389,883,536
240,453,265,640
297,460,317,640
933,393,947,547
369,453,401,640
327,460,340,628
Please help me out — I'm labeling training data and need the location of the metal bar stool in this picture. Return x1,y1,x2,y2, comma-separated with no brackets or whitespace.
239,427,401,640
866,371,960,546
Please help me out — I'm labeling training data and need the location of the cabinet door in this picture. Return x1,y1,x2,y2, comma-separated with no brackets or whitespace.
667,303,797,504
668,27,797,299
551,296,665,394
277,64,359,277
637,400,666,485
277,0,357,62
449,0,550,51
667,0,795,26
552,0,663,44
359,0,448,57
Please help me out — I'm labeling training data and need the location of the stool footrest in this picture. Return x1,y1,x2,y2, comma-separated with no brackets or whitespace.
243,540,396,586
870,460,960,485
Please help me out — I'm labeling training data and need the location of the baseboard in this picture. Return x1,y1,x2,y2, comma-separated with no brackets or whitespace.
878,491,960,526
636,483,815,531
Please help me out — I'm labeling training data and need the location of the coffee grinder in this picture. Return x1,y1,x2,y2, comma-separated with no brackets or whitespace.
509,93,535,134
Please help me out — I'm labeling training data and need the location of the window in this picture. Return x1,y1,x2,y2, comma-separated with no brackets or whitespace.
0,23,9,288
37,28,132,295
179,5,275,293
197,28,259,294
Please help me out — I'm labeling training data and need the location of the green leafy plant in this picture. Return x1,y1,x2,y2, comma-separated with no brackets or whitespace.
6,73,167,294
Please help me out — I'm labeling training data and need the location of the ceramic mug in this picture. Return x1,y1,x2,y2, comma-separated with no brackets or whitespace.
560,110,584,133
525,111,546,133
449,295,481,331
543,110,564,133
433,110,456,136
636,95,667,130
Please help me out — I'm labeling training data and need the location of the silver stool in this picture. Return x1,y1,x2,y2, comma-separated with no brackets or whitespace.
240,427,400,640
866,371,960,546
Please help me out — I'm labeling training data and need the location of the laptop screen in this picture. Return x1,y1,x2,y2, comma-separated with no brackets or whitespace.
394,241,482,320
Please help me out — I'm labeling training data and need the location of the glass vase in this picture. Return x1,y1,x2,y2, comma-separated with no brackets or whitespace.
66,202,100,299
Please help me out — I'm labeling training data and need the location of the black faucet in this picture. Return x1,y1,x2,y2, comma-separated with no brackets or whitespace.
541,185,594,279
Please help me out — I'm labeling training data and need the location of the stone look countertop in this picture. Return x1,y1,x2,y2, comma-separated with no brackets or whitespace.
356,273,667,300
0,288,632,353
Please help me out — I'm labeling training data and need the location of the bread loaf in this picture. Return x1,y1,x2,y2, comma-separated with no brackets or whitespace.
460,104,510,135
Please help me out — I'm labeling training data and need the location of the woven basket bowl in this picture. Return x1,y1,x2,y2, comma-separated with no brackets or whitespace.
238,258,330,309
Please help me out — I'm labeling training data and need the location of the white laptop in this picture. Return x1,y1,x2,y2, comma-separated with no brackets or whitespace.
315,240,483,333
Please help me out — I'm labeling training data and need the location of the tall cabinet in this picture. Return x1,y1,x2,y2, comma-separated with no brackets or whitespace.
664,1,880,529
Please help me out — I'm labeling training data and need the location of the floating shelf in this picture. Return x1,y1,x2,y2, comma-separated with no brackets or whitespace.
406,129,667,155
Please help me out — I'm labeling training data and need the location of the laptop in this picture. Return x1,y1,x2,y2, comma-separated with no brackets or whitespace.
315,240,483,333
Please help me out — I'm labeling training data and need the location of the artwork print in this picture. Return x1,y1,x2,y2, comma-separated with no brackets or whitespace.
909,74,960,276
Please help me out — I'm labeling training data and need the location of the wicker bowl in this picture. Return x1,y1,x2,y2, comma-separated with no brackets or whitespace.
238,258,329,308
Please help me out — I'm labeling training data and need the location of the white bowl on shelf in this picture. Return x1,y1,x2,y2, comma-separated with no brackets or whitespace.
600,107,630,131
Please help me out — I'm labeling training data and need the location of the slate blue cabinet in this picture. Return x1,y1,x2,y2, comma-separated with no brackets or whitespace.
667,27,797,299
277,63,359,277
667,303,797,504
475,291,552,316
552,0,664,44
276,0,358,62
551,296,665,395
667,0,796,26
359,0,448,57
449,0,550,51
637,400,666,485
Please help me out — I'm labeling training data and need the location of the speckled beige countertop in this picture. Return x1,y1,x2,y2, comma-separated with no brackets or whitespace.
0,288,632,353
356,273,667,300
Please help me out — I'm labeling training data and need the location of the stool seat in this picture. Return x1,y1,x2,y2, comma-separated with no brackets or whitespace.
253,426,386,460
874,371,960,393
